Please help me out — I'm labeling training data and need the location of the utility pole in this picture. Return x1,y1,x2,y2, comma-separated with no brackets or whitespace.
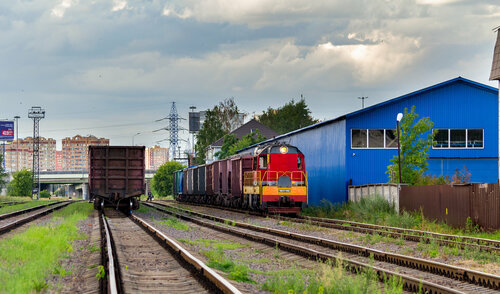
28,106,45,200
14,116,20,172
358,96,368,109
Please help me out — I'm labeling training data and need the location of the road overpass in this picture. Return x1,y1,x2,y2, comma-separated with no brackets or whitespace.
38,170,157,199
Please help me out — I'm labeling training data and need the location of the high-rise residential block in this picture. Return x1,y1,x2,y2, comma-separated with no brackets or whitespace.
3,137,56,172
145,145,169,170
62,135,109,171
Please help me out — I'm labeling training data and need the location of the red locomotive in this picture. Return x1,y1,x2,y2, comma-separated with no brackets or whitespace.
173,142,308,213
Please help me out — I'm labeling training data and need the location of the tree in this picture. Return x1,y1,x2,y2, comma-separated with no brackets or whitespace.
7,169,33,197
0,154,7,192
151,161,185,196
387,106,435,185
195,98,245,164
215,130,266,159
259,97,318,134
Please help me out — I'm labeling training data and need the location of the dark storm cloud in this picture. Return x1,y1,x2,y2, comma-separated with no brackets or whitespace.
0,0,499,149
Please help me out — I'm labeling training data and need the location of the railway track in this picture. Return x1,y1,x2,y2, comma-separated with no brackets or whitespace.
0,201,28,208
165,200,500,253
146,202,500,294
0,201,72,235
100,207,241,294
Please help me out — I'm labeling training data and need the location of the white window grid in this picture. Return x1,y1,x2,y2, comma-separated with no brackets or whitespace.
350,129,398,149
432,128,484,149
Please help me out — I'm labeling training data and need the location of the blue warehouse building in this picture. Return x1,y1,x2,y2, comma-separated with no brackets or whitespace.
238,77,499,206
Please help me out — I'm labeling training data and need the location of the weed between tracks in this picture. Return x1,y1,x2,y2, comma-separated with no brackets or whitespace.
0,200,58,215
262,255,404,294
0,202,93,293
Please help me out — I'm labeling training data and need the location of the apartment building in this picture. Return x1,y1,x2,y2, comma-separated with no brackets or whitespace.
62,135,109,171
3,137,56,172
145,145,169,170
56,151,62,171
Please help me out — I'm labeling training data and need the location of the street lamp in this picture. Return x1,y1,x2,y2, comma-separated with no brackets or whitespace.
14,116,20,172
396,113,403,184
132,132,141,146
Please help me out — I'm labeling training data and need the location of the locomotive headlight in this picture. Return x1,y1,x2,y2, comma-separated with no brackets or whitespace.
279,146,288,154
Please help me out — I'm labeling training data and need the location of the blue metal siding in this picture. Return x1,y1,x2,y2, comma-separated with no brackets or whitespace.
285,120,347,205
239,120,347,205
346,80,498,184
428,158,498,183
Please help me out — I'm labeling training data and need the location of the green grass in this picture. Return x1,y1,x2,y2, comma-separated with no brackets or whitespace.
178,238,248,250
301,196,500,241
155,216,190,231
0,202,94,293
262,258,404,294
203,247,256,283
0,200,58,215
0,196,33,202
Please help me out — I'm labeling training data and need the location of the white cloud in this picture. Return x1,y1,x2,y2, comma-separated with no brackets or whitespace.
112,0,128,12
51,0,76,18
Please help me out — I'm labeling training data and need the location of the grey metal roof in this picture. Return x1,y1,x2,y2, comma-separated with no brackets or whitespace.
490,29,500,81
209,119,279,147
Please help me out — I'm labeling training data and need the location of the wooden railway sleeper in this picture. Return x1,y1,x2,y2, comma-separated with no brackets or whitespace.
150,202,500,291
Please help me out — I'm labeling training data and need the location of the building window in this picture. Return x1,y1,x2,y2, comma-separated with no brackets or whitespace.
368,129,384,148
433,129,483,149
351,129,367,148
351,129,399,149
434,129,449,148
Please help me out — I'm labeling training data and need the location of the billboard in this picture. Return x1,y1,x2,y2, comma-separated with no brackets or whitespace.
189,112,200,132
0,121,14,140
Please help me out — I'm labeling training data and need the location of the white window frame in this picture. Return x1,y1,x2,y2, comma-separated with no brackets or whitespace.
431,128,484,149
351,129,398,149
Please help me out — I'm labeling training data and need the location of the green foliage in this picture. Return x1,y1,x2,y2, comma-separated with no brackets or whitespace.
96,265,106,280
262,259,403,294
151,161,185,197
259,97,318,134
387,106,435,185
0,154,7,192
156,216,190,231
39,190,51,198
414,174,450,186
0,200,55,215
195,98,245,164
0,202,93,293
215,130,266,159
7,168,33,197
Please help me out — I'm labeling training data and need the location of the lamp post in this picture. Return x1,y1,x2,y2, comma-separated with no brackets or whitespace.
132,132,141,146
14,116,20,172
396,113,403,184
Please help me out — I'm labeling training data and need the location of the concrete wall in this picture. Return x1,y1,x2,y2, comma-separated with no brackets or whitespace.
348,183,403,213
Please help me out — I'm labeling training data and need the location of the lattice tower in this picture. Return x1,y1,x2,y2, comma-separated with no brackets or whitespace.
28,106,45,200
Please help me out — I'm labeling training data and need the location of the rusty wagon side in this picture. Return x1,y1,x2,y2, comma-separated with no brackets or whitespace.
89,146,145,211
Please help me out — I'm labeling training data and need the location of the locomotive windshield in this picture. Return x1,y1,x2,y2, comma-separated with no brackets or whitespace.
270,146,299,154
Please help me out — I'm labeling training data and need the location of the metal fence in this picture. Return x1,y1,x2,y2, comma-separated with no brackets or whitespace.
399,183,500,230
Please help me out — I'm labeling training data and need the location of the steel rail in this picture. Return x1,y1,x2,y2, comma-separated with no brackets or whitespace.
0,202,72,235
0,201,64,220
148,202,500,291
164,200,499,253
100,213,119,294
0,201,29,208
300,215,500,250
131,214,242,294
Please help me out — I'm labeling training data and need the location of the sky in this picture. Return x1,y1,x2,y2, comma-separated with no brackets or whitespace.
1,0,499,151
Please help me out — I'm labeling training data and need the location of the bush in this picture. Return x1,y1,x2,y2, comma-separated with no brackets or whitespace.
39,190,50,198
7,169,33,197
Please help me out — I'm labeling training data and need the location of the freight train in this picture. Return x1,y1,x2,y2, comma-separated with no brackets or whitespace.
173,142,308,213
89,146,144,212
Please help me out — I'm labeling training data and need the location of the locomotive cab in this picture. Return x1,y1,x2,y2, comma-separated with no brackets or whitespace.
244,143,308,214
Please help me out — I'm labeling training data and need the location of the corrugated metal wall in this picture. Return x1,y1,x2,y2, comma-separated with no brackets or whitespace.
400,183,500,229
346,80,498,185
252,120,347,205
